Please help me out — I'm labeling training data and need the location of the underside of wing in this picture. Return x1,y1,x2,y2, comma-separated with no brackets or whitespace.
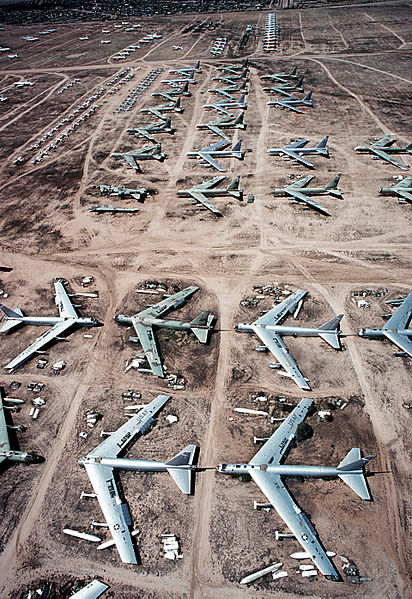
4,319,74,371
371,149,406,169
189,191,222,216
251,325,310,390
0,393,11,453
88,394,170,459
283,150,314,169
198,152,224,171
250,398,313,465
54,280,78,318
85,463,137,564
285,189,330,216
250,470,340,580
254,289,307,326
383,291,412,330
131,321,164,377
383,331,412,357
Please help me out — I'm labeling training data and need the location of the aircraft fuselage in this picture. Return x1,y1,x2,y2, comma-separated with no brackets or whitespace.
237,322,337,337
218,463,353,478
358,327,412,339
1,450,42,463
79,456,195,473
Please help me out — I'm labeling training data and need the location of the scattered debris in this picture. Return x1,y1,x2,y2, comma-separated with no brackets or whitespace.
122,390,142,400
10,381,21,389
37,358,48,369
32,397,46,406
52,360,66,373
27,382,45,393
161,533,182,560
85,410,102,428
165,414,178,424
240,562,282,585
81,276,94,286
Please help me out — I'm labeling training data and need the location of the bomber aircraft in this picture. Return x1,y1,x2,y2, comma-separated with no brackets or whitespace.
88,205,139,214
187,139,247,171
267,137,330,169
263,76,305,96
94,185,153,202
260,66,299,82
358,290,412,357
115,286,214,377
140,98,183,120
208,80,248,99
126,116,175,142
79,394,197,564
218,397,374,581
235,289,343,390
0,279,99,372
112,144,166,172
379,176,412,204
272,173,343,216
163,71,197,87
177,175,243,216
216,59,248,73
267,91,313,113
169,60,201,75
213,69,249,83
355,135,412,170
203,93,247,116
0,389,42,468
152,81,191,97
196,113,246,140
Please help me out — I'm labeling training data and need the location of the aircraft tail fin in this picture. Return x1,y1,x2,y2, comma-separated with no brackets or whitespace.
317,314,343,349
316,136,329,156
227,176,240,191
166,444,197,494
325,173,342,189
190,311,213,343
337,449,374,500
232,140,242,152
290,66,297,75
238,93,246,103
304,91,312,101
296,76,304,87
406,142,412,150
0,305,24,332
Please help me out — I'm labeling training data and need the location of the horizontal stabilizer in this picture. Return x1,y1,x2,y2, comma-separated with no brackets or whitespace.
166,444,197,494
0,305,23,331
0,311,23,333
190,311,213,343
318,314,343,349
337,449,374,500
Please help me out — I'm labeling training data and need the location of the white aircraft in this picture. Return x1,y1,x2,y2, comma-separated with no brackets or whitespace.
218,397,374,581
14,80,34,88
236,289,343,389
0,279,100,372
0,389,42,467
78,394,197,564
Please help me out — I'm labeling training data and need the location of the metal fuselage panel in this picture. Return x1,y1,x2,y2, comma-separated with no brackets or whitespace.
84,457,194,472
218,463,343,478
237,323,333,337
359,328,412,338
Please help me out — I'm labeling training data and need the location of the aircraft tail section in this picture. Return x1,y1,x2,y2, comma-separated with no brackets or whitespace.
232,140,243,153
406,142,412,150
0,305,24,333
337,449,374,500
290,66,297,75
317,314,343,349
227,176,240,191
316,136,329,155
325,173,341,189
190,310,213,343
166,444,197,494
304,91,312,101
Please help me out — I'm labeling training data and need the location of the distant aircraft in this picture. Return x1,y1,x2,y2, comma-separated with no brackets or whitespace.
267,137,330,169
152,81,191,98
203,93,247,116
173,46,183,50
79,394,197,564
379,176,412,204
235,289,343,389
169,60,201,74
216,60,248,74
0,279,100,372
263,76,305,97
140,97,183,120
88,205,140,214
177,175,243,216
79,36,89,40
94,185,152,201
187,139,248,171
196,113,245,140
358,290,412,357
213,69,249,83
14,80,34,88
208,80,248,99
272,173,343,216
267,91,313,113
218,397,374,581
260,66,299,82
100,40,111,44
0,389,42,467
115,286,214,377
163,71,197,87
112,144,166,172
355,135,411,170
126,116,175,142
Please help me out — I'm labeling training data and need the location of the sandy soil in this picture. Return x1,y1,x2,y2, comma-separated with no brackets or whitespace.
0,2,411,598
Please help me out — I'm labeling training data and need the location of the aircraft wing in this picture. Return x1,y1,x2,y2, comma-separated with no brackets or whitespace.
371,135,394,147
4,319,74,371
88,394,170,459
202,139,230,152
84,462,137,564
249,469,340,580
287,176,314,189
123,155,139,169
131,321,164,377
55,280,78,318
192,176,226,190
204,125,229,139
393,176,412,189
284,140,309,149
188,190,223,216
0,391,11,459
282,149,314,169
370,148,407,170
284,188,331,216
250,325,310,390
134,129,156,142
397,189,412,204
253,289,307,326
250,398,313,465
198,152,225,171
382,331,412,357
383,291,412,330
137,286,199,319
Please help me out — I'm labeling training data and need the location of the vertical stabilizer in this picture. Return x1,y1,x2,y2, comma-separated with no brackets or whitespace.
337,449,374,500
317,314,343,349
166,444,197,494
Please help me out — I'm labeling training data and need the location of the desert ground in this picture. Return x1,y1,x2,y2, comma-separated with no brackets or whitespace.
0,1,411,597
